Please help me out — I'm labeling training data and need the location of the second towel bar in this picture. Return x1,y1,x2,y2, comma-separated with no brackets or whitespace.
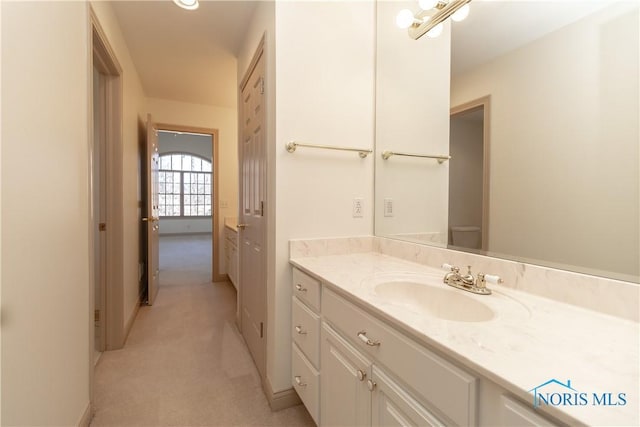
381,150,451,164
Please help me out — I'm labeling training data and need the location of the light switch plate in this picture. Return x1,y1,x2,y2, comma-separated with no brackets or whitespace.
384,198,394,217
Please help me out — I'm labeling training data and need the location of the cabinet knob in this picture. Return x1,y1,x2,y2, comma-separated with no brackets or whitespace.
357,331,381,347
295,284,307,292
367,379,377,392
295,325,307,335
357,369,366,381
294,375,307,387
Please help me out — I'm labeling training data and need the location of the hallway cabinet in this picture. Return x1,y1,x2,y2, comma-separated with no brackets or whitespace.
224,225,238,289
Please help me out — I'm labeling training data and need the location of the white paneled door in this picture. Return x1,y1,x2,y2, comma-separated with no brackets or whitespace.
239,49,267,379
144,114,160,305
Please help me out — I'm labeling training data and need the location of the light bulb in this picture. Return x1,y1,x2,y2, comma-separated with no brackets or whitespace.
396,9,416,29
173,0,199,10
418,0,438,10
451,4,470,22
426,23,444,38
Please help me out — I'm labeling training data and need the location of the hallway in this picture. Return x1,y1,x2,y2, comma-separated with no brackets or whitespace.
91,235,314,426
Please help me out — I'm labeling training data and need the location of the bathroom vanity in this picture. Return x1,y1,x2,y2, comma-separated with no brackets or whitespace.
289,238,639,427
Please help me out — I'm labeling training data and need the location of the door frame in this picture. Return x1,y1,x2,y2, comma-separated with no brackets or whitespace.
156,123,222,282
89,3,126,404
450,95,491,251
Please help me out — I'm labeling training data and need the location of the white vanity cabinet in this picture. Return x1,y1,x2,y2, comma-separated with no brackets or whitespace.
322,287,477,426
321,323,372,426
291,269,322,424
291,266,563,427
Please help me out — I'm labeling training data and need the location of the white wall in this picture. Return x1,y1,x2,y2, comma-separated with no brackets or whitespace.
91,1,148,335
271,0,376,392
1,2,90,424
146,97,238,276
374,1,451,240
451,3,639,278
158,132,214,235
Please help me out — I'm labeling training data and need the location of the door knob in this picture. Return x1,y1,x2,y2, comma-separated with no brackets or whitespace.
142,217,159,222
237,223,249,230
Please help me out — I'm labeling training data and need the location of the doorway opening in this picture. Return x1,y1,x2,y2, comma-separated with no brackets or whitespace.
155,125,222,284
449,96,491,251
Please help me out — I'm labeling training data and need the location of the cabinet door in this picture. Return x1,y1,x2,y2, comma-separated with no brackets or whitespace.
371,366,444,427
321,323,372,427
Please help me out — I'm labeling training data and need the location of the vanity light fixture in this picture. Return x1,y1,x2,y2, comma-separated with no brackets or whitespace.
173,0,199,11
397,0,471,40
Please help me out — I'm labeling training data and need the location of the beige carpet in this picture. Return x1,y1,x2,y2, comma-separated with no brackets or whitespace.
91,234,314,426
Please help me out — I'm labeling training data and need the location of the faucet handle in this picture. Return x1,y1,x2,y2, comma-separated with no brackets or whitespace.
477,273,503,289
442,263,459,272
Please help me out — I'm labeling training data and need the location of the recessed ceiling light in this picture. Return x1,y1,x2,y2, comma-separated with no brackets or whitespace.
173,0,199,11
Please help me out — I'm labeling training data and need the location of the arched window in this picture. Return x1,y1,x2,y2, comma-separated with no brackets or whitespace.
159,153,212,217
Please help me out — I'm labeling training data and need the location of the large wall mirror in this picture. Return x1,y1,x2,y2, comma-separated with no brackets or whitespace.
375,0,639,283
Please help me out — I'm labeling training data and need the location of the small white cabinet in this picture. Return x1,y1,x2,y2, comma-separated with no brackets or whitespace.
224,225,238,289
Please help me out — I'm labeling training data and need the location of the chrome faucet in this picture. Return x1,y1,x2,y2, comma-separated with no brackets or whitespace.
442,264,502,295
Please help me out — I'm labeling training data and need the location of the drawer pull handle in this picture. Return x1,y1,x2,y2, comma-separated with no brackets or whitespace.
295,284,307,292
294,375,307,387
357,369,366,381
295,325,307,335
357,331,380,347
367,379,377,392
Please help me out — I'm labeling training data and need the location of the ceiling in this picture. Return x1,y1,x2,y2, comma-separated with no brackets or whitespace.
451,0,609,76
110,0,258,108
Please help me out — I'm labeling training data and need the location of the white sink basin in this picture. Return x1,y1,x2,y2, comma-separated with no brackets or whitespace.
374,280,495,322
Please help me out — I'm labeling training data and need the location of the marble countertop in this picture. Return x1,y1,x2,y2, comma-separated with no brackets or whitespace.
290,252,639,426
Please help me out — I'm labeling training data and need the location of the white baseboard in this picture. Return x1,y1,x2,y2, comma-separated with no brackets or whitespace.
77,402,92,427
262,375,302,411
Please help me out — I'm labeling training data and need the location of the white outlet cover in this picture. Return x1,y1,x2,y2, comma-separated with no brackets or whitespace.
353,198,364,218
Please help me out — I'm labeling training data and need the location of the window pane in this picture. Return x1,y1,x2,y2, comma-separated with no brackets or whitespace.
171,154,181,170
181,154,190,171
172,205,181,216
205,174,211,185
184,205,191,216
166,173,173,183
161,156,171,170
202,160,212,172
205,195,211,205
184,173,190,184
173,183,180,194
173,195,180,205
205,184,211,195
192,157,202,172
197,205,205,216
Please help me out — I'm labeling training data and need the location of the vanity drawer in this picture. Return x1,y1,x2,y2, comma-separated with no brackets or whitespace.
292,268,321,311
292,296,320,368
292,343,320,425
323,288,477,426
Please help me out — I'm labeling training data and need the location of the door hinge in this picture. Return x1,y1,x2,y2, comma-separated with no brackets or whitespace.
94,309,100,323
260,201,264,217
260,77,264,95
260,322,264,338
99,223,106,231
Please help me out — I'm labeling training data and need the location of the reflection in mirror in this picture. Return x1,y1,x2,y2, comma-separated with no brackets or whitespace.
375,0,639,283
